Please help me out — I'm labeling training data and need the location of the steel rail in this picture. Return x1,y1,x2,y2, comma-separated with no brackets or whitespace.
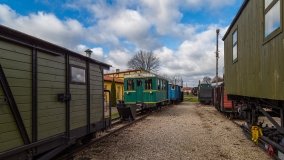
54,109,155,160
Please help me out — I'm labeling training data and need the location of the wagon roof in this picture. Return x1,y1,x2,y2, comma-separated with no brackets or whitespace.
105,69,143,75
222,0,249,40
124,72,167,80
0,24,111,69
104,76,124,83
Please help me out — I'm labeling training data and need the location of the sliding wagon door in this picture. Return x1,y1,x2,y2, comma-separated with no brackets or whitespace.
69,57,87,137
37,51,66,140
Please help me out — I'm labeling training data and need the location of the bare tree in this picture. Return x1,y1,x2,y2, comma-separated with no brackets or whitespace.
202,76,212,84
127,50,160,72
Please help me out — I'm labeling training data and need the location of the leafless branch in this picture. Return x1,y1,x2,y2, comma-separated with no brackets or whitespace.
127,50,160,72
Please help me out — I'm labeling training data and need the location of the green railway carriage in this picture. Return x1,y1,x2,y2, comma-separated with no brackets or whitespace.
0,25,110,159
124,73,169,109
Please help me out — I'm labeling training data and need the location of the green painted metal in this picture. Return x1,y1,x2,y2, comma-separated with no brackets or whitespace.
136,79,144,103
124,76,168,106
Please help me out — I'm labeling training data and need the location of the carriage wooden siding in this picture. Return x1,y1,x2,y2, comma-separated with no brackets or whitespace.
223,0,284,100
0,25,110,159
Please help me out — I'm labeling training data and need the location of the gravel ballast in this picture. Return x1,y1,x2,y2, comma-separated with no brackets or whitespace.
76,102,272,160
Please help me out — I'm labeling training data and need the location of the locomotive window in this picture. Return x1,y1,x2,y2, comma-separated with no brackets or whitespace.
145,79,152,90
171,85,175,90
71,66,86,84
264,0,281,38
127,80,134,90
232,30,238,63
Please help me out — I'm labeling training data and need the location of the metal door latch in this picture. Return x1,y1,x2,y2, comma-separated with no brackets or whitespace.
57,93,71,102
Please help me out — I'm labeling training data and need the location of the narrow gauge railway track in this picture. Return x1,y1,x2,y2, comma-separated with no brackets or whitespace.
230,119,284,160
54,109,156,160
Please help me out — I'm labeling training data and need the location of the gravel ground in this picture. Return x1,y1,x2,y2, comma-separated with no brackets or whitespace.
75,102,272,160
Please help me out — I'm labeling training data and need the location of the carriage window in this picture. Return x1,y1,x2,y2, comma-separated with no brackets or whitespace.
232,30,238,63
137,80,142,87
71,66,86,84
171,85,175,90
264,0,281,38
145,79,152,90
265,0,273,9
127,80,134,90
157,79,160,90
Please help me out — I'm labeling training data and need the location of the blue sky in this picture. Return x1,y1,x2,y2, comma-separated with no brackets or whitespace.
0,0,243,86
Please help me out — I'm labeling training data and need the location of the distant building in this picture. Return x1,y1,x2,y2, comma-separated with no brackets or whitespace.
105,69,149,80
183,87,192,94
104,76,124,107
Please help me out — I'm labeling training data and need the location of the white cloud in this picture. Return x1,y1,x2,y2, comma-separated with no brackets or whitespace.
154,25,226,86
0,4,86,49
183,0,237,10
91,47,105,61
105,50,132,70
0,1,237,86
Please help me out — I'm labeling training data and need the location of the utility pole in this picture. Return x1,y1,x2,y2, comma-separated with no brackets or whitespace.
216,29,220,86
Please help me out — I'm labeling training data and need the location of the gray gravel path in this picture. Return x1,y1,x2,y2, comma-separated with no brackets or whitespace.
76,102,272,160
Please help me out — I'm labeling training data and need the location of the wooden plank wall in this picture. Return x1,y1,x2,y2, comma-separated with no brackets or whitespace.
90,63,103,123
224,0,284,100
37,51,66,140
69,56,87,130
0,41,31,151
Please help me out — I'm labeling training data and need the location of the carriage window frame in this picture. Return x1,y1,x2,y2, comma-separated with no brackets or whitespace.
137,79,142,87
145,79,153,90
157,79,161,90
263,0,282,43
127,79,135,91
70,65,86,85
232,29,238,63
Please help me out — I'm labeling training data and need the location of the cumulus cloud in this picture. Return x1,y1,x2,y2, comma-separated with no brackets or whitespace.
0,4,85,49
105,50,132,70
154,25,226,86
0,1,238,86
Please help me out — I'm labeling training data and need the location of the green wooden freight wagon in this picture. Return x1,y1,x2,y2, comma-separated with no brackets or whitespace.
0,25,110,159
124,73,169,109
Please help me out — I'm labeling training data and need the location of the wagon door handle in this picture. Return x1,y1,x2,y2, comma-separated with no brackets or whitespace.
57,93,71,102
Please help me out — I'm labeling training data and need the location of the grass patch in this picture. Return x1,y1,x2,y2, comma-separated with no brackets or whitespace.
184,93,198,102
111,111,120,119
